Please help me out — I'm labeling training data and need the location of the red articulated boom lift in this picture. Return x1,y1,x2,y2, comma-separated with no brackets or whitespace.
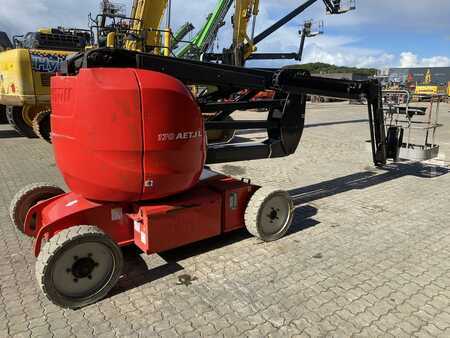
10,1,400,309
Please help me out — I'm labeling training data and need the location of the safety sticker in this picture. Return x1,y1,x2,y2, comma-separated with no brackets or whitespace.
111,208,123,221
134,220,141,232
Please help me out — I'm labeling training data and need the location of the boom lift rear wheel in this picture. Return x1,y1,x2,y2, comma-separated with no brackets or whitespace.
245,187,294,241
36,225,124,309
10,183,64,235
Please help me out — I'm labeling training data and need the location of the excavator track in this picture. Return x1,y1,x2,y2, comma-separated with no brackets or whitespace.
32,109,52,143
6,106,38,138
0,105,8,124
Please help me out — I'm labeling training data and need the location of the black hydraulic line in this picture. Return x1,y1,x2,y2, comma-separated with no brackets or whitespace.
201,100,284,113
205,120,279,130
252,0,318,45
206,141,285,164
247,53,298,60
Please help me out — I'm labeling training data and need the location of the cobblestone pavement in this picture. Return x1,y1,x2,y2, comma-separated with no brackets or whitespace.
0,102,449,337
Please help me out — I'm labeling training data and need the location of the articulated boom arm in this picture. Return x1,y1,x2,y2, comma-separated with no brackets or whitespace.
125,0,169,51
63,48,392,167
208,0,354,65
250,0,351,49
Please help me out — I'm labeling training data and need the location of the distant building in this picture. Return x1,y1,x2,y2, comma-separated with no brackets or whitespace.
380,67,450,85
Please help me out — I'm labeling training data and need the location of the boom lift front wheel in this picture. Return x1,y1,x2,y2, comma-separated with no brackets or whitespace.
36,225,124,309
245,187,294,241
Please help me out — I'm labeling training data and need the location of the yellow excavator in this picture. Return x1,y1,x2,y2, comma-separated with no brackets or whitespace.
31,0,171,142
0,28,90,138
0,0,170,141
33,0,236,143
414,69,447,98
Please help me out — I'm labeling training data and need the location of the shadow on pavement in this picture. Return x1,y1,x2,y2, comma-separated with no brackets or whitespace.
290,161,449,205
110,205,319,297
306,119,368,128
0,129,22,139
108,162,447,299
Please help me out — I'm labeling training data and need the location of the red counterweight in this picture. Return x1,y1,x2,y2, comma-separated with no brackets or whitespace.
51,68,206,202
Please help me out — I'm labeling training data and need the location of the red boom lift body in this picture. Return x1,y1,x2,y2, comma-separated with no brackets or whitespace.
11,47,399,309
24,68,258,255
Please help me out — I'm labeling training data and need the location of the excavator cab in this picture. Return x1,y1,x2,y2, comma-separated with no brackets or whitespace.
0,27,91,137
89,1,148,50
0,32,13,51
13,28,91,52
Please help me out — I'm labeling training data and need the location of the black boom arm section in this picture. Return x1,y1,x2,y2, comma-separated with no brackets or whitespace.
62,48,389,167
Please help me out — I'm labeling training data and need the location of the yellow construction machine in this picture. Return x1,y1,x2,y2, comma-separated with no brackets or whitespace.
35,0,172,142
0,28,91,138
0,0,170,141
414,69,447,99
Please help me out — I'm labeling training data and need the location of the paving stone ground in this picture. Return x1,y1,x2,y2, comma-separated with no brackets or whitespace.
0,102,449,337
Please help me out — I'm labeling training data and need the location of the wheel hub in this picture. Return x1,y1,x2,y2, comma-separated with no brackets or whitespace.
267,207,280,223
260,195,291,236
69,255,98,280
52,241,115,298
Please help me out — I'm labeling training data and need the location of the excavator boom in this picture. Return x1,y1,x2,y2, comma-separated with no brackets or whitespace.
125,0,169,51
233,0,259,64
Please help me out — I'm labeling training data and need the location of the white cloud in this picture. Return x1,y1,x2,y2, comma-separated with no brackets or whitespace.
304,43,396,68
1,0,449,70
321,0,450,32
400,52,450,68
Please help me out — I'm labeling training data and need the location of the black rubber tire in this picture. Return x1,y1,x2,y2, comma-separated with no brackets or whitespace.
245,187,294,242
36,225,124,309
0,105,7,124
10,183,64,235
6,106,38,138
32,109,51,143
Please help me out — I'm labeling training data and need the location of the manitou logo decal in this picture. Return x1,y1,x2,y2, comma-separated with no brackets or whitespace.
158,130,203,142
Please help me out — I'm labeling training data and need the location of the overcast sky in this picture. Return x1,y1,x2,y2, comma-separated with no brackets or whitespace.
1,0,449,69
